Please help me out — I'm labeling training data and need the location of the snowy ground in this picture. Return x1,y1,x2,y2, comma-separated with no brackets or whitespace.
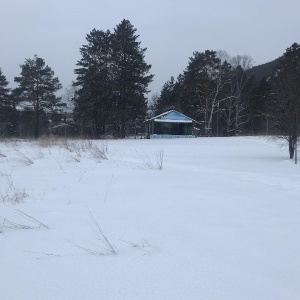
0,136,300,300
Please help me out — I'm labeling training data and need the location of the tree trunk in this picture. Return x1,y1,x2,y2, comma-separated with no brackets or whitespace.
289,136,295,159
34,99,40,139
94,110,99,137
121,120,126,138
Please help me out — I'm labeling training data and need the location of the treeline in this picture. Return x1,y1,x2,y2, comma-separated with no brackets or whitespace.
0,19,153,138
0,19,299,156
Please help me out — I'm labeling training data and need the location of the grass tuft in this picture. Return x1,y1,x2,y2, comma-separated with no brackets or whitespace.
70,211,116,256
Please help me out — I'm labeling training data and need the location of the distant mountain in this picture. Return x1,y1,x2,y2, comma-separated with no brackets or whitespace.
250,57,282,83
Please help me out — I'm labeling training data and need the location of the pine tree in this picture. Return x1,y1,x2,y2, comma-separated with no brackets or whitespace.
155,76,180,114
0,69,19,136
0,68,10,113
0,68,9,102
179,51,216,122
14,55,63,138
74,29,112,136
179,50,229,135
243,77,268,135
111,19,153,138
0,68,11,135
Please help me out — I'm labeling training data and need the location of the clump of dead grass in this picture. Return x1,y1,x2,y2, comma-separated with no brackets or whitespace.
0,171,27,204
0,209,48,234
70,211,116,255
136,149,164,170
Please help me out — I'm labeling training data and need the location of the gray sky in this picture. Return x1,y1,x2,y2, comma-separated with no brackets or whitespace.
1,0,299,98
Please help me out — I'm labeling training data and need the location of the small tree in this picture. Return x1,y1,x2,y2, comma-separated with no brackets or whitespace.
268,43,300,159
14,55,63,138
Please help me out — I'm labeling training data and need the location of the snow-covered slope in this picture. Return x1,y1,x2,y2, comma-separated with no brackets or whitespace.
1,137,299,300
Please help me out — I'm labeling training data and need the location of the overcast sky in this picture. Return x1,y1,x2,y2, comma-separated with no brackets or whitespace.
1,0,299,98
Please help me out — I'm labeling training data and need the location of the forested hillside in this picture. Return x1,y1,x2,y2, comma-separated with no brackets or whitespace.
250,57,281,83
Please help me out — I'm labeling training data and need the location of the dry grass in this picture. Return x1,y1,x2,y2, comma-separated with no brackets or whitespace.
89,141,108,161
70,211,116,256
1,209,48,232
58,139,109,162
137,149,164,170
121,239,152,256
0,171,27,204
14,149,34,165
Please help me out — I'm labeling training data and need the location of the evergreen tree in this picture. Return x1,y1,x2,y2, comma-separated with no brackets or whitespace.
244,78,268,135
0,69,19,136
179,51,217,122
179,50,230,135
14,55,63,138
74,29,112,136
0,68,11,135
155,76,179,114
0,68,9,104
111,19,153,138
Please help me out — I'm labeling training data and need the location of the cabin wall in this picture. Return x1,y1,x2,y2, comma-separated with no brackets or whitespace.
153,122,192,135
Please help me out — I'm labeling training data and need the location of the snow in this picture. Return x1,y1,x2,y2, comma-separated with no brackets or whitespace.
0,136,300,300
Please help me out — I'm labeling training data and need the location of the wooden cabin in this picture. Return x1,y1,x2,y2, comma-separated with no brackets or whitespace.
146,110,195,138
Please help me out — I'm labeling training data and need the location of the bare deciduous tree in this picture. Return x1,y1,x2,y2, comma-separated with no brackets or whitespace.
268,43,300,160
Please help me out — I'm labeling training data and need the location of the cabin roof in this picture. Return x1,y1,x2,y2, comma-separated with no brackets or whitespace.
148,110,194,123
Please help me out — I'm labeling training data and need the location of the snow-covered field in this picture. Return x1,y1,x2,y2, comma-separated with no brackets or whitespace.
1,136,299,300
